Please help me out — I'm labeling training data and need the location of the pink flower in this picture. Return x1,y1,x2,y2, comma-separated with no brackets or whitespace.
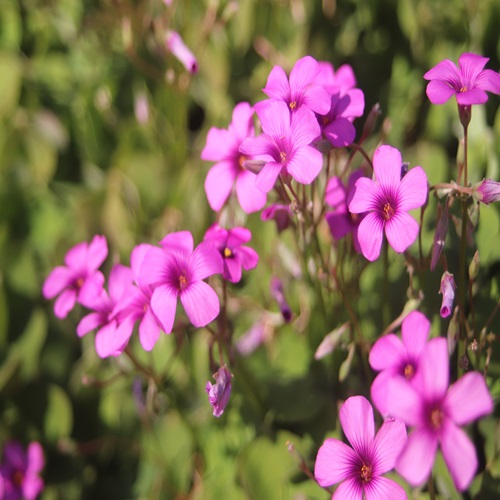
206,365,232,417
475,179,500,205
203,224,258,283
316,62,357,95
76,264,134,358
0,441,44,500
423,53,500,106
139,231,223,333
201,102,266,213
348,145,428,261
165,30,198,74
369,311,431,416
239,100,323,192
43,235,107,319
261,203,293,232
439,271,456,319
314,396,407,499
384,337,493,491
257,56,331,115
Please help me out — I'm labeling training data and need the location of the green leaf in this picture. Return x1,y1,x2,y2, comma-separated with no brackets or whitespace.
0,51,22,118
44,383,73,441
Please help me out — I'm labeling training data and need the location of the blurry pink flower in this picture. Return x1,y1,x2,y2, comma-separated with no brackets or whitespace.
139,231,223,333
257,56,331,115
316,62,357,95
270,277,292,323
261,203,293,232
369,311,431,415
202,102,266,213
348,145,428,261
166,30,198,74
385,337,493,491
134,92,149,125
0,441,44,500
314,396,407,499
43,235,107,319
236,320,266,356
424,53,500,105
206,365,232,417
439,271,456,319
240,100,323,192
475,179,500,205
203,224,258,283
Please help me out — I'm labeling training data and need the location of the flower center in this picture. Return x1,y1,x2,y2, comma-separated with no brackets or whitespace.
76,277,84,289
403,363,415,379
430,408,444,429
12,470,24,487
238,154,247,169
322,115,330,126
360,464,372,483
459,85,468,93
382,202,395,221
279,151,287,163
289,101,297,110
223,247,233,258
178,273,188,291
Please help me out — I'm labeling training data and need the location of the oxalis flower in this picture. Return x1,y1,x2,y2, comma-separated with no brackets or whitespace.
384,337,493,491
348,145,428,261
314,395,407,499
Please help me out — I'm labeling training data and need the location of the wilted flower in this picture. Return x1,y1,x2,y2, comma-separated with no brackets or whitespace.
166,30,198,74
439,271,456,319
475,179,500,205
261,203,293,232
270,277,292,323
206,365,232,417
314,396,407,499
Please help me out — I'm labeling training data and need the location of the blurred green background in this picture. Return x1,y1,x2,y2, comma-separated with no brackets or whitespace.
1,0,500,498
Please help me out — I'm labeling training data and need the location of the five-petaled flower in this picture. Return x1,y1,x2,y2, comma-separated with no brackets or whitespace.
348,145,428,261
314,395,407,499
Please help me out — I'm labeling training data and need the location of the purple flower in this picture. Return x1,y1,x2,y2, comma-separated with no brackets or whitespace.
439,271,456,319
43,235,107,319
261,203,293,232
76,264,135,358
0,441,44,500
203,224,258,283
314,396,407,499
384,337,493,491
165,30,198,74
369,311,431,416
139,231,223,333
423,53,500,106
258,56,331,115
348,145,428,261
325,170,366,253
475,179,500,205
239,100,323,192
206,365,232,417
202,102,266,213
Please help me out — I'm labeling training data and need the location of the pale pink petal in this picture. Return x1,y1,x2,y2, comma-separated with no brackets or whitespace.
314,438,359,487
458,53,489,85
370,371,395,417
231,102,255,139
201,127,235,161
190,241,223,280
255,161,283,192
383,376,422,426
356,212,384,261
42,266,74,299
262,65,290,101
396,428,438,487
369,334,405,371
425,80,457,104
64,241,88,269
131,244,156,280
290,107,321,146
335,64,357,90
444,372,493,425
224,258,242,283
364,476,407,500
440,420,477,491
475,69,500,94
139,246,171,286
256,100,290,139
397,166,428,212
26,442,44,474
332,477,362,500
372,145,401,190
235,169,267,213
86,235,109,270
180,281,219,327
139,308,162,351
150,284,178,334
94,321,120,358
340,396,375,455
159,230,194,254
385,212,419,253
418,337,449,400
401,310,430,356
348,178,380,213
286,146,323,184
77,312,105,337
108,264,133,302
237,246,259,270
372,418,407,474
204,160,237,212
54,288,77,319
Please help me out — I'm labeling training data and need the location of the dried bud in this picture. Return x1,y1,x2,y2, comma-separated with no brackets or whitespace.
469,339,479,352
439,271,456,318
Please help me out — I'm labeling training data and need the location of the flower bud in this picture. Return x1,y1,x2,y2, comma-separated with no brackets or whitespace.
439,271,456,318
475,179,500,205
166,30,198,74
206,366,232,417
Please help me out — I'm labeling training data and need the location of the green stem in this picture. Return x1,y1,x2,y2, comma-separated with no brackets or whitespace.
382,239,390,328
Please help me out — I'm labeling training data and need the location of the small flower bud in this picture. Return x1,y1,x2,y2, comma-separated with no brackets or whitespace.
206,366,232,417
261,204,293,232
439,271,456,319
475,179,500,205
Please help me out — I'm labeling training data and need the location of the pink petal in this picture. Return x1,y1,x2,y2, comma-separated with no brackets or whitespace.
425,80,457,104
314,438,359,487
286,145,323,185
77,272,105,306
301,84,331,115
64,241,88,269
372,145,401,191
339,396,375,455
440,420,477,491
139,307,162,351
237,246,259,270
324,117,356,147
262,65,290,101
289,56,318,97
348,178,380,214
150,284,178,334
86,234,108,270
372,417,407,474
239,134,277,159
344,88,365,118
423,59,460,83
159,230,194,254
418,337,449,400
77,312,105,337
131,244,156,280
332,477,362,500
444,371,493,425
22,475,44,500
108,264,133,303
180,281,219,327
384,376,422,426
397,166,428,212
235,169,267,213
201,127,235,161
94,321,120,358
369,334,405,371
325,176,347,208
356,212,384,261
224,258,243,283
458,53,489,85
54,288,77,319
385,212,419,254
475,69,500,94
364,476,407,500
401,310,430,356
456,87,488,105
137,246,170,286
326,212,352,240
256,100,290,139
26,442,44,474
226,227,252,247
255,161,283,193
42,266,74,299
290,106,321,147
190,241,223,280
204,160,237,212
370,371,396,417
396,428,438,487
231,102,255,140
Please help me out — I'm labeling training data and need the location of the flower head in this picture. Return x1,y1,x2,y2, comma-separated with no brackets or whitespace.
43,235,108,319
348,145,428,261
475,179,500,205
439,271,456,319
165,30,198,74
202,102,266,213
206,365,232,417
314,396,407,499
0,441,44,500
423,52,500,106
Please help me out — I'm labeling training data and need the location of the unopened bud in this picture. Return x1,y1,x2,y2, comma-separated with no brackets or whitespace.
468,251,480,281
439,271,456,319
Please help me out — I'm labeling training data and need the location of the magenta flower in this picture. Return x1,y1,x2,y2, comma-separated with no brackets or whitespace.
348,145,428,261
258,55,331,115
316,62,357,95
239,100,323,192
423,53,500,106
201,102,266,213
369,311,431,416
0,441,44,500
439,271,456,319
203,224,258,283
139,231,223,334
206,365,232,417
165,30,198,74
475,179,500,205
261,203,293,232
76,264,134,358
43,235,107,319
384,337,493,491
314,396,407,499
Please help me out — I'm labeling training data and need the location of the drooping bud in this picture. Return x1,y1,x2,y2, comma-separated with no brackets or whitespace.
206,366,232,417
270,277,292,322
475,179,500,205
439,271,456,318
166,30,198,74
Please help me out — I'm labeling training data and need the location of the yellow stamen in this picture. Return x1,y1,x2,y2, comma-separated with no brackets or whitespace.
360,464,372,483
383,203,395,221
289,101,297,110
280,151,287,163
404,364,414,379
430,408,443,429
223,247,232,258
